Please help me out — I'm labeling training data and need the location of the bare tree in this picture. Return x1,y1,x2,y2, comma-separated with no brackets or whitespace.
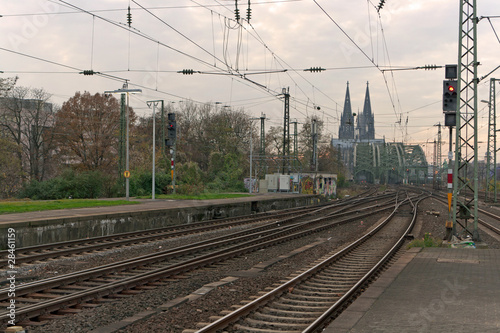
0,86,56,181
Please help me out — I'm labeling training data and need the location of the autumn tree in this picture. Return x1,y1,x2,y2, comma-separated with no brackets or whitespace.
55,92,122,173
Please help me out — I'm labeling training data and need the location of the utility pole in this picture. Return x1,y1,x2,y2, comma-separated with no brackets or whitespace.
452,0,480,241
291,119,298,173
443,66,457,240
433,139,437,189
249,117,260,193
260,113,266,176
105,83,142,201
160,101,165,157
485,78,498,202
166,112,177,194
147,100,163,200
282,87,290,174
312,118,318,172
437,123,442,188
119,93,126,182
433,123,442,190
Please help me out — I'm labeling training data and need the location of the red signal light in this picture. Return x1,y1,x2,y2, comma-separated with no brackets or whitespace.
448,85,455,92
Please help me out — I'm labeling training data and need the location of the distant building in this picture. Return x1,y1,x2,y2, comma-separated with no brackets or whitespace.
356,82,375,141
332,81,380,179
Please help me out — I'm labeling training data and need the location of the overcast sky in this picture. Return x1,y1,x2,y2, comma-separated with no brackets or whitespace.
1,0,499,160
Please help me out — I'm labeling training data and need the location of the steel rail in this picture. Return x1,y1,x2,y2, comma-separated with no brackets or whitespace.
0,194,407,323
0,191,395,267
194,193,422,333
0,193,401,300
0,192,410,319
303,195,426,332
432,194,500,236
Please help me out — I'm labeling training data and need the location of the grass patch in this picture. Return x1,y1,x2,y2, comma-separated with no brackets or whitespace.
0,199,139,215
137,193,253,200
407,232,443,249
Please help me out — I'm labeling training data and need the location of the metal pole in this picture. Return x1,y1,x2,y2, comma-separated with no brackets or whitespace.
126,91,130,201
449,126,454,237
104,84,142,201
282,88,290,174
152,103,156,200
250,130,253,194
249,117,260,193
148,100,163,200
453,0,479,241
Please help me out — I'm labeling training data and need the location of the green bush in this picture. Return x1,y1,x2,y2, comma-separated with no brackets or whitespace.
17,170,112,199
129,170,172,197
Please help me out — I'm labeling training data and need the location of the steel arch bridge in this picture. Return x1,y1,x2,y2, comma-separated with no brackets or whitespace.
353,142,428,184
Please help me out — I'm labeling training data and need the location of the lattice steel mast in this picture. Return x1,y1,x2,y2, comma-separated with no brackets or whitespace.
452,0,480,240
485,78,497,202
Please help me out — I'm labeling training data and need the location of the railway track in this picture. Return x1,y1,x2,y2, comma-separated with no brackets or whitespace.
192,192,425,333
431,194,500,237
0,190,403,327
0,189,390,267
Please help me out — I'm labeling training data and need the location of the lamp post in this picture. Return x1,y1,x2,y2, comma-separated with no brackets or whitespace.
105,83,142,201
148,100,162,200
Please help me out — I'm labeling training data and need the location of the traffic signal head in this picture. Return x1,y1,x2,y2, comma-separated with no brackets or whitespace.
443,80,458,112
167,121,176,140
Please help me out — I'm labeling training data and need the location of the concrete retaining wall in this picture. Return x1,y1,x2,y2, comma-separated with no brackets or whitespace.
0,195,324,248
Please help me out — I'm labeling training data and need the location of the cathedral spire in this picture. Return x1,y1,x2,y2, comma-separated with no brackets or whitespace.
362,81,375,140
339,81,354,140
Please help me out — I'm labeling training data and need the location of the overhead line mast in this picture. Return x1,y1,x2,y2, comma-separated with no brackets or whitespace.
452,0,480,241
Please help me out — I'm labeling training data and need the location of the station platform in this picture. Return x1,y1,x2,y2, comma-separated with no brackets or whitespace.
0,193,321,248
0,192,315,225
326,247,500,332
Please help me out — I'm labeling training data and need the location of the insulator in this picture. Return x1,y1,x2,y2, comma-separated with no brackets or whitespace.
127,6,132,27
83,70,95,76
306,67,325,72
247,0,251,22
182,69,194,75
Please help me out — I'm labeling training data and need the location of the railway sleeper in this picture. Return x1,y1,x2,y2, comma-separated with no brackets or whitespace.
26,292,59,299
314,271,368,279
18,319,49,326
37,313,65,320
309,277,358,285
232,323,299,333
273,298,333,307
270,298,332,311
300,283,345,292
249,312,318,324
238,318,309,329
41,289,80,295
290,289,343,297
95,297,117,303
267,301,330,311
9,297,42,304
57,308,82,314
327,261,376,268
283,293,339,302
58,284,92,290
260,307,324,317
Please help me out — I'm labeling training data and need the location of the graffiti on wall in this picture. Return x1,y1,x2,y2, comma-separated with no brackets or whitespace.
301,176,314,194
300,174,337,196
